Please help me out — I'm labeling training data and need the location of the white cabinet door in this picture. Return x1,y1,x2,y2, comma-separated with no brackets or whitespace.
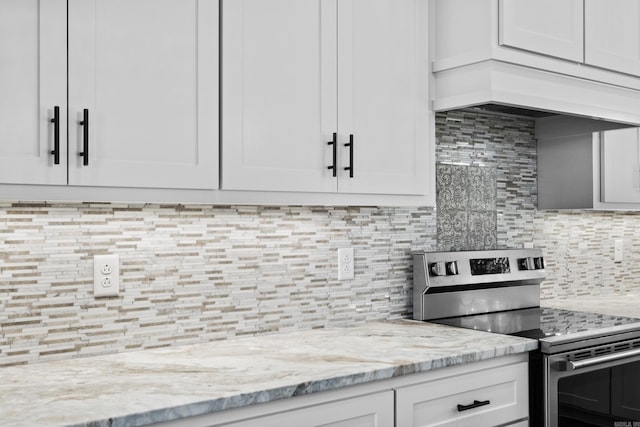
160,390,394,427
499,0,584,62
337,0,428,195
221,391,394,427
221,0,338,193
68,0,218,190
585,0,640,76
601,127,640,203
0,0,67,185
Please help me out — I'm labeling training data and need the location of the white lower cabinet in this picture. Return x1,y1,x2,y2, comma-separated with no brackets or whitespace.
156,355,528,427
395,359,529,427
214,391,393,427
157,390,394,427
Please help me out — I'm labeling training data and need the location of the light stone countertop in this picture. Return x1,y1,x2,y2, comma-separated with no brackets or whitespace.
0,320,537,427
542,293,640,318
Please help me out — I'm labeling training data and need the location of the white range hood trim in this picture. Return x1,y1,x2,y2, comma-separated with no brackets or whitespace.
433,60,640,126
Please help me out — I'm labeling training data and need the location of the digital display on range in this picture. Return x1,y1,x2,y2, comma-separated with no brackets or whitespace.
470,257,510,275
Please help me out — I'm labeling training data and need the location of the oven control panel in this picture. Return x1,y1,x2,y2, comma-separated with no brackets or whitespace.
413,248,545,320
418,249,545,283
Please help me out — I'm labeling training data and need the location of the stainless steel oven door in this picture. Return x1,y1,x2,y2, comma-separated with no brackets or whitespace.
545,345,640,427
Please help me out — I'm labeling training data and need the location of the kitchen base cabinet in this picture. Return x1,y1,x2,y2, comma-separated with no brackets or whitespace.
395,359,529,427
203,391,394,427
156,390,394,427
155,354,528,427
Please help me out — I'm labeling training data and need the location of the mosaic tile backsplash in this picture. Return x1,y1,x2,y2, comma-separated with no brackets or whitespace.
0,204,435,366
2,110,639,366
534,210,640,300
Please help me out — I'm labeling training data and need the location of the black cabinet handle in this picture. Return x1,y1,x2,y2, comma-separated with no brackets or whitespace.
344,134,353,178
457,399,490,412
327,132,337,177
49,106,60,165
79,108,89,166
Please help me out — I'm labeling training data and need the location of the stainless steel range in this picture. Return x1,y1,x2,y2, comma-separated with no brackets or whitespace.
413,248,640,427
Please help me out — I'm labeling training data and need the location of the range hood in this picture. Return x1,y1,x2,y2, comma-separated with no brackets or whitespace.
433,60,640,129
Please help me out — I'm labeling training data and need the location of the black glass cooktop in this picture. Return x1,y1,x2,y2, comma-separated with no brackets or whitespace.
431,306,640,341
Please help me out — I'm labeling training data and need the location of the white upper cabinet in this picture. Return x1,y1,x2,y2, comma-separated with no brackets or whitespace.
222,0,429,196
433,0,640,125
0,0,218,191
222,0,338,193
585,0,640,76
499,0,584,62
68,0,218,190
0,0,67,185
498,0,640,77
337,0,428,195
601,127,640,203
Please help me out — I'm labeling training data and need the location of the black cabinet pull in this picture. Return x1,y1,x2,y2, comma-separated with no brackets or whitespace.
327,132,337,177
49,106,60,165
457,399,490,412
79,108,89,166
344,134,353,178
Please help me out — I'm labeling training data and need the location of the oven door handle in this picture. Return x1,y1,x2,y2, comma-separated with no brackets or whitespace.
559,347,640,371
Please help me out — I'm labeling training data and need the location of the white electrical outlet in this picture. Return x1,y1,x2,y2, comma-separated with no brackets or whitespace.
94,254,120,297
338,248,355,280
614,239,623,263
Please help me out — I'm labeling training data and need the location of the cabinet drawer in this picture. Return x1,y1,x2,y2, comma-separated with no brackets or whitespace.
395,361,528,427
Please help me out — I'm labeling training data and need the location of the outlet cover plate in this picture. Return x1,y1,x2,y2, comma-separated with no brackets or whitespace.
614,239,623,263
94,254,120,297
338,248,355,280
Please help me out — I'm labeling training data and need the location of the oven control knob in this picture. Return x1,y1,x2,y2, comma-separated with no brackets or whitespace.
446,261,459,275
430,262,446,276
519,257,536,270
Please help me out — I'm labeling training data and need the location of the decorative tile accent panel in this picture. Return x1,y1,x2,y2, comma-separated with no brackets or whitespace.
0,203,435,366
436,111,538,250
437,164,497,251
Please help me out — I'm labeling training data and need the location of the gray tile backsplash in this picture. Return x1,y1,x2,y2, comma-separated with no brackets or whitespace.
1,110,637,366
0,203,435,366
534,210,640,300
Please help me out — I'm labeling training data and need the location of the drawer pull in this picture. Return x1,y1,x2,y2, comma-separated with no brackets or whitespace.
457,399,490,412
